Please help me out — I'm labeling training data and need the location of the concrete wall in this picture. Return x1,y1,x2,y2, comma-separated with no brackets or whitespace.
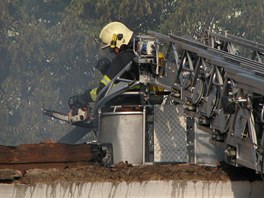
1,180,264,198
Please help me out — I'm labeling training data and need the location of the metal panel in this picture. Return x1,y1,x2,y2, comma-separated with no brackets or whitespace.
154,105,187,162
100,111,145,165
194,120,224,165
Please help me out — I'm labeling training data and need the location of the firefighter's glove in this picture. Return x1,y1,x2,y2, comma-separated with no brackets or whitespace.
68,95,87,109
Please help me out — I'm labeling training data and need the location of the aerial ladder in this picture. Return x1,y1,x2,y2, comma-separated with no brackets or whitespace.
90,30,264,175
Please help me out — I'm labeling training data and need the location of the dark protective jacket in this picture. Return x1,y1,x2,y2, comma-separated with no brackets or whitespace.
79,48,136,104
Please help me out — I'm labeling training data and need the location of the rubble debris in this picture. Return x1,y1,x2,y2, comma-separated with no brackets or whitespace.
7,162,262,185
0,169,24,181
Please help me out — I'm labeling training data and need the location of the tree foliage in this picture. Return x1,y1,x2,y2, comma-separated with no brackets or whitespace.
0,0,263,145
160,0,264,43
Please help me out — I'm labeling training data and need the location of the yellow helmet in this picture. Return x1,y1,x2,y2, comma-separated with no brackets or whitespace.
99,22,133,49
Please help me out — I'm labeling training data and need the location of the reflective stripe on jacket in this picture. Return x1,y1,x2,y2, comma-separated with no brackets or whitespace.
89,75,111,101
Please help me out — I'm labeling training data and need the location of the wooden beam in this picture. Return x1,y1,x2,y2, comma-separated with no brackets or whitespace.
0,143,102,170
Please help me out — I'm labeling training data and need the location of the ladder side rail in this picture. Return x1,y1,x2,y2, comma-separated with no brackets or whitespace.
207,31,264,53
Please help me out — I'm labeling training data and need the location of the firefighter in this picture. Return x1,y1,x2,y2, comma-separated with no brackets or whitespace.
69,22,136,108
